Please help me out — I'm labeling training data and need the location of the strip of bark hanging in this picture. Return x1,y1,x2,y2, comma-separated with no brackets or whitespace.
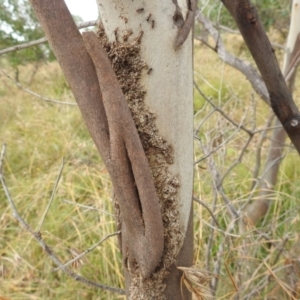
174,0,197,49
221,0,300,154
82,32,164,278
29,0,164,279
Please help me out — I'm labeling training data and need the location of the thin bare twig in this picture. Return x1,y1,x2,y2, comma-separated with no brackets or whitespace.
0,20,98,56
53,231,121,272
194,81,253,136
221,0,300,153
220,134,253,185
216,24,285,49
241,153,285,212
193,196,221,228
0,69,77,106
196,11,269,105
62,199,114,216
243,264,293,300
211,220,237,294
37,158,65,232
0,144,125,295
242,245,295,300
199,141,239,219
194,118,247,165
251,113,275,190
205,190,218,273
0,144,5,174
272,236,289,266
200,219,241,238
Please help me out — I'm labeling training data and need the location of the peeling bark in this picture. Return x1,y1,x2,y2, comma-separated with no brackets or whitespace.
175,0,197,49
29,0,164,281
96,1,194,298
29,0,194,299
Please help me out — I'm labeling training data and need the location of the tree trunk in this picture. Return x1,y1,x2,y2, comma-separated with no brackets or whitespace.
96,1,194,298
29,0,194,299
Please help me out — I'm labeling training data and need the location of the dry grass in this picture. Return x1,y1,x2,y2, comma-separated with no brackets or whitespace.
0,62,124,299
0,32,300,299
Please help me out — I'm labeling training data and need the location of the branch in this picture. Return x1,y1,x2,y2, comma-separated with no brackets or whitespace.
193,196,221,228
251,113,275,190
0,69,77,106
37,158,65,232
196,12,269,105
199,141,239,220
0,144,124,295
53,231,121,272
194,81,253,135
217,24,285,49
194,119,247,165
62,199,114,216
221,0,300,154
0,20,97,56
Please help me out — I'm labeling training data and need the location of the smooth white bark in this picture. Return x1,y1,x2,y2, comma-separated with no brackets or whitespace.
96,0,193,245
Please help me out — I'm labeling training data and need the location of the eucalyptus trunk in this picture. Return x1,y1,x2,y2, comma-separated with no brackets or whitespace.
29,0,194,299
96,1,194,298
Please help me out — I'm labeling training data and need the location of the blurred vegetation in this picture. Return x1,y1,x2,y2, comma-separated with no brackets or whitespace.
200,0,291,36
0,0,56,80
0,63,124,299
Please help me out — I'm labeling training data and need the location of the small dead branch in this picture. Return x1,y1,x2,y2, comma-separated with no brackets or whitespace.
0,144,124,295
210,219,238,294
220,134,253,185
198,140,239,220
62,199,114,216
0,20,98,56
53,231,121,272
238,236,291,298
194,125,244,165
0,69,77,106
216,24,285,50
194,82,253,136
193,196,221,229
251,113,275,190
37,158,65,232
196,12,269,105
